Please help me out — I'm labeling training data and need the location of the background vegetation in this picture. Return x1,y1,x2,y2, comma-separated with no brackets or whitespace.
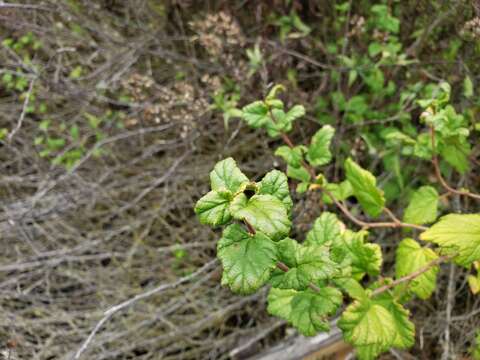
1,0,480,359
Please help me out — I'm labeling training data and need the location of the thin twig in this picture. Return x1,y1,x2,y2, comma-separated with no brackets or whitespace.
0,2,51,10
7,78,35,142
322,189,428,231
442,263,456,360
371,255,453,296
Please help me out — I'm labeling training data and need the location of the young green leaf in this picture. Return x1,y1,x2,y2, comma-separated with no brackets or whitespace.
217,224,277,294
322,180,353,204
286,104,305,121
333,230,382,280
194,190,232,227
274,145,306,168
268,287,342,336
241,101,270,128
305,212,343,247
287,165,311,182
440,138,471,174
396,238,439,299
420,214,480,267
344,158,385,218
265,105,305,137
403,186,439,225
210,157,249,193
270,238,338,290
464,76,474,98
306,125,335,167
257,170,293,212
230,194,291,240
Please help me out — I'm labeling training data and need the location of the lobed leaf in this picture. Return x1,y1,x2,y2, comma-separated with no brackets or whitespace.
403,186,439,225
257,170,293,212
395,238,439,299
332,230,382,280
210,157,249,193
217,224,278,294
270,238,338,290
268,287,342,336
420,214,480,267
305,212,343,247
344,158,385,218
241,101,270,128
230,194,291,241
274,145,306,168
287,164,311,182
306,125,335,167
339,295,414,360
194,190,232,227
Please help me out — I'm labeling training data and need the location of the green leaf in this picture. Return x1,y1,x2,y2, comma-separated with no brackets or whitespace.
333,277,368,301
46,137,66,149
210,157,249,193
344,158,385,218
371,4,400,34
464,76,474,98
69,65,83,79
287,165,311,182
194,190,232,227
285,105,306,122
440,138,471,174
420,214,480,267
468,273,480,294
296,182,309,193
339,293,414,359
305,212,343,247
322,180,353,204
339,299,396,350
373,293,415,349
403,186,439,225
275,145,306,168
333,230,382,280
306,125,335,167
241,101,269,128
368,42,383,57
217,224,277,294
268,287,342,336
265,105,305,137
473,332,480,360
266,84,285,101
270,238,338,290
396,238,439,299
230,194,291,240
257,170,293,212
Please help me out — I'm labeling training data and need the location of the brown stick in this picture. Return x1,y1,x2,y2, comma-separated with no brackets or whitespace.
322,189,428,231
371,254,453,296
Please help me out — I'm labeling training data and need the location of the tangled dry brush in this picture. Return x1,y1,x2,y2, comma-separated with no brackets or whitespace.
0,1,479,360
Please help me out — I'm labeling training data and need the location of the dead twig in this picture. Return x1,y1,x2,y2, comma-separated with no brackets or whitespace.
7,78,35,142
